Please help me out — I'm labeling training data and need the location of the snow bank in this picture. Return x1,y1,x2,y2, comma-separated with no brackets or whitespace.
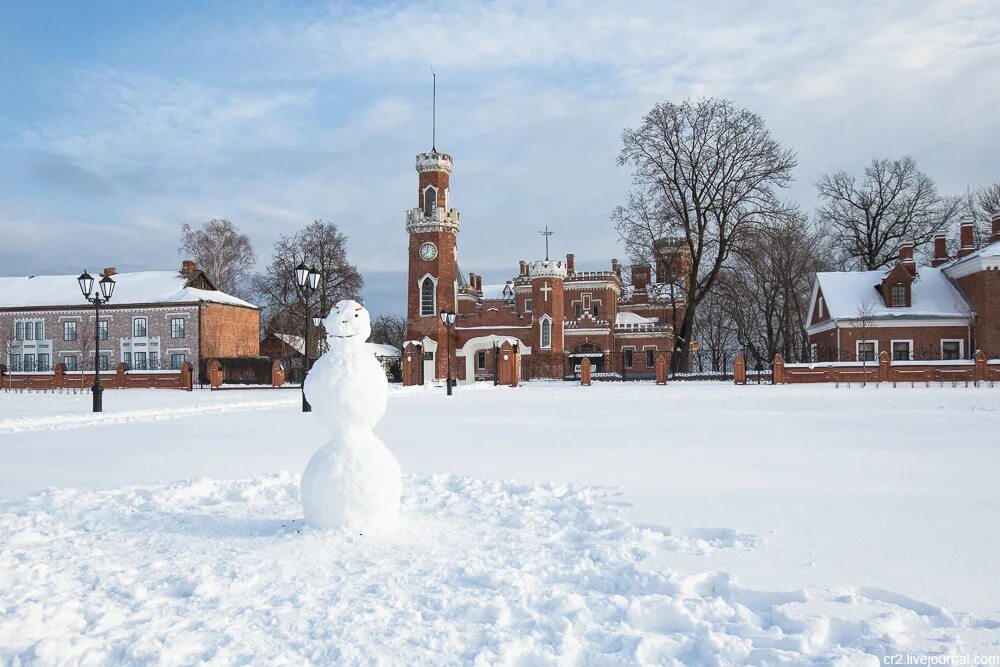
1,473,991,665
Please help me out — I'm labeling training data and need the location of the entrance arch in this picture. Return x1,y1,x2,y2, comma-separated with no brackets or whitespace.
455,334,532,384
569,343,604,373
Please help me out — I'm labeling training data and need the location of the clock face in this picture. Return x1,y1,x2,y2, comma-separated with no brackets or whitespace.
419,242,438,261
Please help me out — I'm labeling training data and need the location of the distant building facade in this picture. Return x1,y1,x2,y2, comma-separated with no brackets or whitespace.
806,215,1000,361
401,147,692,385
1,261,260,376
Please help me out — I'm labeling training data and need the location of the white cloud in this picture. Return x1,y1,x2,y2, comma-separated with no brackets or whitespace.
2,0,999,318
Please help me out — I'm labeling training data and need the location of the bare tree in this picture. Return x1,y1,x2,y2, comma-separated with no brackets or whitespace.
180,218,257,297
614,97,797,373
252,220,364,359
370,314,406,351
854,298,877,386
817,157,960,270
692,288,737,373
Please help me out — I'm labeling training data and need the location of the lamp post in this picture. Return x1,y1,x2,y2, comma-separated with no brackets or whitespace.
295,262,322,412
439,309,456,396
78,270,115,413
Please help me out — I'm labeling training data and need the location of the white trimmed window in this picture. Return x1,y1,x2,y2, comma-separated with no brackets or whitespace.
623,347,635,369
420,276,436,316
423,186,437,217
524,299,532,312
476,350,487,370
818,297,825,319
170,318,185,338
891,340,912,361
133,317,147,338
856,340,877,362
941,339,963,360
540,316,552,349
65,355,78,371
810,344,818,363
63,321,77,341
645,347,656,368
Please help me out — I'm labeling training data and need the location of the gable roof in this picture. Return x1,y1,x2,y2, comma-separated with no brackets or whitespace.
0,271,257,310
813,266,969,321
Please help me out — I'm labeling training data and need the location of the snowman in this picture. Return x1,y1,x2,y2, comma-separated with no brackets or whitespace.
300,299,402,531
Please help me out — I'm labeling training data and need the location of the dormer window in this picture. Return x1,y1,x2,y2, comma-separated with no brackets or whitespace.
890,285,906,307
423,187,437,217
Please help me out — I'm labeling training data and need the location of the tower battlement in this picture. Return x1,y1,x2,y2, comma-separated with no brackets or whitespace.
527,260,568,279
416,152,453,174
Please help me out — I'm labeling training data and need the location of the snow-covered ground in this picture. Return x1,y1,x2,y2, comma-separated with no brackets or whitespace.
1,382,998,664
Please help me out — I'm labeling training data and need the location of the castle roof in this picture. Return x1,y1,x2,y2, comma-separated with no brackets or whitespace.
0,270,257,310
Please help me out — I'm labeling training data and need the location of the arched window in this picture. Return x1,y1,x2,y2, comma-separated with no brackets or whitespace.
540,317,552,349
423,187,437,217
420,277,435,316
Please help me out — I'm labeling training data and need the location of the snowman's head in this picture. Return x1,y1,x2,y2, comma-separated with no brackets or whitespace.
324,300,371,342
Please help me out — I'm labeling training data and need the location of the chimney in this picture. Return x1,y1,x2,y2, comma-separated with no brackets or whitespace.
898,241,916,276
957,217,976,259
519,260,527,276
931,233,949,267
990,212,1000,245
611,258,621,278
181,259,196,275
631,265,650,289
566,253,575,274
475,274,482,293
102,267,117,276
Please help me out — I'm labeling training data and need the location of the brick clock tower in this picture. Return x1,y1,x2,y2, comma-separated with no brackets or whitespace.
405,150,460,380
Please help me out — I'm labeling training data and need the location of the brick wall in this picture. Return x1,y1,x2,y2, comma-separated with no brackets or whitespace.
199,303,261,360
810,324,970,360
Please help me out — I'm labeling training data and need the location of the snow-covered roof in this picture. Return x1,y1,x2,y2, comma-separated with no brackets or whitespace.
615,311,655,326
0,271,257,309
815,267,969,320
274,334,305,355
480,283,513,300
369,343,401,357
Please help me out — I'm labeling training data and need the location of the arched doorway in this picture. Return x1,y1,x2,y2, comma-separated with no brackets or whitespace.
456,335,532,384
569,343,604,373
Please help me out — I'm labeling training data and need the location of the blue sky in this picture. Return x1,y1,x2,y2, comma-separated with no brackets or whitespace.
2,0,999,317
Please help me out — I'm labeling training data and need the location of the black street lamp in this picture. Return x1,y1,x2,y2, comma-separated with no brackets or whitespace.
295,262,322,412
439,309,456,396
78,270,115,412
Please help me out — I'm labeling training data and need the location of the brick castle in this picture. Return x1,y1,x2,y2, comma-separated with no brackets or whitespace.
400,148,692,385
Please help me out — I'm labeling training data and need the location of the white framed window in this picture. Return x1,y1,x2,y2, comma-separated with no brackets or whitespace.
891,339,913,361
539,316,552,349
170,318,185,338
419,275,437,316
940,339,963,360
476,350,487,370
818,296,825,319
622,347,635,369
65,355,78,371
574,303,582,319
524,299,532,312
170,353,186,370
63,321,77,341
14,322,23,340
856,339,878,362
98,320,109,341
582,294,592,310
34,322,44,340
423,186,437,217
810,343,818,363
133,317,148,338
644,346,656,368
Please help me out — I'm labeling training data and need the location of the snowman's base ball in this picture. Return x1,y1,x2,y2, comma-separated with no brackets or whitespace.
301,430,402,531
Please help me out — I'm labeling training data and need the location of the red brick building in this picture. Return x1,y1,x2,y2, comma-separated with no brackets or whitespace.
1,261,259,378
806,215,1000,362
401,148,690,385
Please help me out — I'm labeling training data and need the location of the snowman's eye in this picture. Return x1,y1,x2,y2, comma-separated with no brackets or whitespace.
355,314,359,318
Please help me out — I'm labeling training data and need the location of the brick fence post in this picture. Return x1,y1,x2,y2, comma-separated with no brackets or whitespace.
879,350,890,383
116,363,127,389
655,353,667,385
580,357,591,386
975,350,987,383
272,360,285,387
208,359,223,389
54,363,65,389
180,362,193,391
734,354,746,385
773,354,785,384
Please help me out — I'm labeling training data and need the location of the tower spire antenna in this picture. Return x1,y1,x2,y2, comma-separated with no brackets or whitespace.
430,64,436,152
539,225,554,261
